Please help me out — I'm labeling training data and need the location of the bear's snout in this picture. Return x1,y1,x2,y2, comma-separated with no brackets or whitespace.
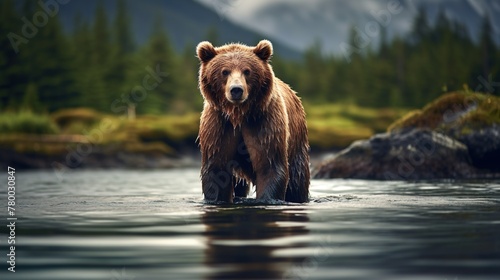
230,85,244,100
225,71,248,104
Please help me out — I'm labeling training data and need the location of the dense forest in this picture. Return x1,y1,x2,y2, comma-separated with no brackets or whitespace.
1,0,499,116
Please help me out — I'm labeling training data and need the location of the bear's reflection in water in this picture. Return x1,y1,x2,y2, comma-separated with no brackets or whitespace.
202,206,309,279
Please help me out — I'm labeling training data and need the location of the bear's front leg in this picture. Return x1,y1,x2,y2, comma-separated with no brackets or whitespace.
201,162,235,203
255,160,288,201
242,127,289,201
199,110,241,203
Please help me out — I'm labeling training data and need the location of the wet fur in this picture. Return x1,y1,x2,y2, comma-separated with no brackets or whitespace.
197,40,310,203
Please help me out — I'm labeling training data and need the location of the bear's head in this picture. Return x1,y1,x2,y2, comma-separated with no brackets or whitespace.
196,40,274,111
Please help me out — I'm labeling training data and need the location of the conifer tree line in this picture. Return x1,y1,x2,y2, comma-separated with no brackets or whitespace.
1,0,200,115
272,7,499,108
1,1,499,115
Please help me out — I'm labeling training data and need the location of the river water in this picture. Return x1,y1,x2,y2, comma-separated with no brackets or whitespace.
0,169,499,280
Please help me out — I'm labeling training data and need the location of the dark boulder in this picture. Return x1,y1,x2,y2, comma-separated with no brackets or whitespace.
313,129,478,180
456,125,500,172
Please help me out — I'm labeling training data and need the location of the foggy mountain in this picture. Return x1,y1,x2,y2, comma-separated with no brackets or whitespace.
54,0,302,59
198,0,500,55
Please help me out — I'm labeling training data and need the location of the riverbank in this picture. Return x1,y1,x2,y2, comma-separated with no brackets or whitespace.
0,104,406,169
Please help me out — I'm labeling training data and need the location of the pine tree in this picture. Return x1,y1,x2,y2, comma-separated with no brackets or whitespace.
137,16,178,114
478,15,495,87
21,82,44,112
0,0,23,110
389,37,407,106
80,2,113,111
177,43,203,112
114,0,135,55
106,0,136,113
379,25,389,59
37,14,79,111
72,13,103,110
93,2,111,65
302,41,330,103
410,6,431,44
344,26,367,105
15,1,78,112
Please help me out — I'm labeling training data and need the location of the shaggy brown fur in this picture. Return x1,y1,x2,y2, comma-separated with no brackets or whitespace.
196,40,310,203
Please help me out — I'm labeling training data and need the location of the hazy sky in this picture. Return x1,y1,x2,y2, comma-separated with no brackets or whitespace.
196,0,353,32
196,0,417,53
196,0,289,19
196,0,499,54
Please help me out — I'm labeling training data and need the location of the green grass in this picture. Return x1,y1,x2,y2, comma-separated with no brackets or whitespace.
305,103,408,149
0,111,59,134
0,110,199,156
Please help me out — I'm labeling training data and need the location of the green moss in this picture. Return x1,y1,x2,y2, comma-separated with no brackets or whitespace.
387,109,424,132
388,92,500,136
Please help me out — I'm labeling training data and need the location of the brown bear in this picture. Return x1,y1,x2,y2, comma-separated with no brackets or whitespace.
196,40,310,203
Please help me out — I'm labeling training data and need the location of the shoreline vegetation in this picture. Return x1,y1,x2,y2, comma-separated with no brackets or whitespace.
0,101,407,170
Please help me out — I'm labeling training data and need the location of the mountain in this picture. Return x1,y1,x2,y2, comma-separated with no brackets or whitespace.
53,0,302,59
197,0,500,55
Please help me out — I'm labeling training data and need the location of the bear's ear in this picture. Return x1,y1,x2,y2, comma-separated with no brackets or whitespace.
254,40,273,62
196,41,217,63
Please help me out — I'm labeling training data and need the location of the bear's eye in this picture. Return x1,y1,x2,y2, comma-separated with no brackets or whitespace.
222,70,230,76
243,69,251,76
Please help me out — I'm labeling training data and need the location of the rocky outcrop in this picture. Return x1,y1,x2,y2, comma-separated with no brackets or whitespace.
313,128,480,180
313,92,500,180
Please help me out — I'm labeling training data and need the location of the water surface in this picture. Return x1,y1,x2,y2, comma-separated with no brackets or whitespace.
1,169,499,280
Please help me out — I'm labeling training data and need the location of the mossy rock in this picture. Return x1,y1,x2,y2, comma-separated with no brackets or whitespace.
388,92,500,136
386,91,500,173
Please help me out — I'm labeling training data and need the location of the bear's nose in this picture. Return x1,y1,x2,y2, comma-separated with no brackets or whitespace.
230,85,244,100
